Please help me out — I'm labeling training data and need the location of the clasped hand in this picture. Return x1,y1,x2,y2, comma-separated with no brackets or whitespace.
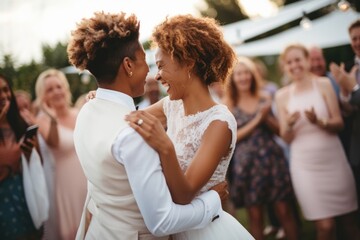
125,110,171,153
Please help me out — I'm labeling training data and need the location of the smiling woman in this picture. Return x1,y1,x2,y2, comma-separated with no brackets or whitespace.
34,69,87,240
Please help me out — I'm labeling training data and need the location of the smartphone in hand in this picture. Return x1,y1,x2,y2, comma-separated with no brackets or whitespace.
24,125,39,141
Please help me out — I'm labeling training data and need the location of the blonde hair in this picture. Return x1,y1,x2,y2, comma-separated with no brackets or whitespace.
225,56,262,108
35,68,72,106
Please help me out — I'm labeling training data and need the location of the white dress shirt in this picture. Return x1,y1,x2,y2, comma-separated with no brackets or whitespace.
95,88,221,236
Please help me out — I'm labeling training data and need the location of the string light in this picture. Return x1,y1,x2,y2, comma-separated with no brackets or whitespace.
337,0,351,12
300,11,312,30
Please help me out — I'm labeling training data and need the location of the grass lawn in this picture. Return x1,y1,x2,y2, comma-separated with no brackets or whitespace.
235,208,316,239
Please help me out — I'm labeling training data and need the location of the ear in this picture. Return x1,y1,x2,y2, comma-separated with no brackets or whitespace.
123,57,134,77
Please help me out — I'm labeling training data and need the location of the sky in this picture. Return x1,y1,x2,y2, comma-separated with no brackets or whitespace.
0,0,277,65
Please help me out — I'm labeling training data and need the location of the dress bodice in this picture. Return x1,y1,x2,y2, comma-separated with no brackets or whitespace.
163,97,237,193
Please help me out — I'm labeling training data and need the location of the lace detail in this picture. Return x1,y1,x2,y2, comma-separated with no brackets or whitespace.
163,97,237,193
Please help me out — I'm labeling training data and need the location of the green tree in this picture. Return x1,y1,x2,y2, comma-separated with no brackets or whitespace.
42,42,69,69
199,0,247,25
0,54,17,87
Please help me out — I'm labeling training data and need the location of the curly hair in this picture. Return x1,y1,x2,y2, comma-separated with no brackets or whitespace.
67,11,140,84
151,14,236,85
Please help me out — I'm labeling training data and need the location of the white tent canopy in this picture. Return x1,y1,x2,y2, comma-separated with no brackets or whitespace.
222,0,336,45
234,9,360,57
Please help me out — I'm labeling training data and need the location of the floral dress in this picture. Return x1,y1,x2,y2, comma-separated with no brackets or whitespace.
229,103,294,208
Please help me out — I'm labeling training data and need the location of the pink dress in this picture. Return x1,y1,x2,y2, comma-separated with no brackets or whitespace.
287,80,358,220
51,125,87,239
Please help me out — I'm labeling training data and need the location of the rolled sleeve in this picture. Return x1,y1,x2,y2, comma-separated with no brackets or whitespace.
112,127,221,236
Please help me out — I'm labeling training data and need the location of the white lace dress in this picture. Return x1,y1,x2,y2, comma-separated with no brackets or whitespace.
163,97,254,240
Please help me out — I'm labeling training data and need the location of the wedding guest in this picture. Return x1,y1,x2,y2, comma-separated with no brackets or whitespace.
0,74,43,239
35,69,87,240
223,56,298,240
275,43,359,240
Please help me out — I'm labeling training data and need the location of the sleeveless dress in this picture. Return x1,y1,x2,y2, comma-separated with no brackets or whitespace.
229,100,294,208
163,97,254,240
50,125,87,239
287,80,358,220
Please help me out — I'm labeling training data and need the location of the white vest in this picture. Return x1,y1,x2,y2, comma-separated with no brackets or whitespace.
74,98,167,240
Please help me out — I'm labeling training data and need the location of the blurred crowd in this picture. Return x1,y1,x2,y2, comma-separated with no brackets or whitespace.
0,16,360,240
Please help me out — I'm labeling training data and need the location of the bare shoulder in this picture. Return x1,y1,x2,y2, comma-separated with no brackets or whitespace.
275,85,291,103
316,76,334,96
317,76,332,88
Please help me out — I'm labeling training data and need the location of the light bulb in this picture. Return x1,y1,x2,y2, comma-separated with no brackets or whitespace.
300,16,312,30
338,0,351,12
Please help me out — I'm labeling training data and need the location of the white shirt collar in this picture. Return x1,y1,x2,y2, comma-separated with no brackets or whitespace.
96,88,136,111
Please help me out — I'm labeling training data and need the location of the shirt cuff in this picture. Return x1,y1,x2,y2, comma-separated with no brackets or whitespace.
192,190,222,229
352,84,359,93
340,91,351,103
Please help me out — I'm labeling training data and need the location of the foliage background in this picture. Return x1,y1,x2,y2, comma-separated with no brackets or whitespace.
1,0,359,103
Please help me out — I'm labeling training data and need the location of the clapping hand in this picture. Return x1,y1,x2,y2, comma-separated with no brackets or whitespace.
329,62,357,93
0,100,10,122
285,110,300,130
41,103,56,120
20,135,36,161
304,107,317,124
19,108,36,125
256,101,272,122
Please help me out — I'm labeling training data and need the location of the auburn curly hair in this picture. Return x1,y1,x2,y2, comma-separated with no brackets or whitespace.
67,11,140,84
151,14,236,85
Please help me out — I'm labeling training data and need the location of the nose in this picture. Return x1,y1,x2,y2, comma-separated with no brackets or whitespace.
155,72,161,81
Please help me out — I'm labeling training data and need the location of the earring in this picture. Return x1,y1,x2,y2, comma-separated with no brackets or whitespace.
129,72,133,77
188,72,191,80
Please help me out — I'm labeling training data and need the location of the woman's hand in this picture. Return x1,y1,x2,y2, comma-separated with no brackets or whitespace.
0,100,10,122
304,107,317,124
125,110,172,154
20,135,36,161
285,110,300,130
41,103,56,120
19,108,36,125
86,90,97,101
210,181,229,206
256,101,272,122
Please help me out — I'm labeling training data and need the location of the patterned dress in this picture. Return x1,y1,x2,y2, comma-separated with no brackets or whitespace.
229,102,294,208
0,126,43,240
163,97,254,240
